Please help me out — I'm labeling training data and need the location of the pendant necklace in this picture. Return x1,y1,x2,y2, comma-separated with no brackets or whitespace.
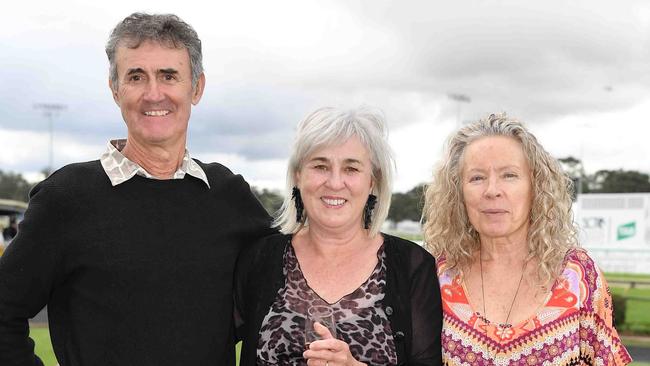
478,247,528,340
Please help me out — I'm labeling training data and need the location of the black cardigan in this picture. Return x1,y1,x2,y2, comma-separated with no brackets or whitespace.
234,233,443,366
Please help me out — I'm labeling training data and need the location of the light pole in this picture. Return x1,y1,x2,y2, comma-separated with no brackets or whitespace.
447,93,471,127
34,103,67,175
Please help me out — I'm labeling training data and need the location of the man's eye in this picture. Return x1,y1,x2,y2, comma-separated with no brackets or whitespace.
129,75,143,81
163,74,176,81
345,167,359,173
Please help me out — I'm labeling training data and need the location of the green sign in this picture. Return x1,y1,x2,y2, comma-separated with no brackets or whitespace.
617,222,636,240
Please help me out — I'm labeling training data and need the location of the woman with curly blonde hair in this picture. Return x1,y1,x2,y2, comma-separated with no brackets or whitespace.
423,113,631,365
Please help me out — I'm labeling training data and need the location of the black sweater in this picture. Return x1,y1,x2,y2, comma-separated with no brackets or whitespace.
234,233,443,366
0,160,273,366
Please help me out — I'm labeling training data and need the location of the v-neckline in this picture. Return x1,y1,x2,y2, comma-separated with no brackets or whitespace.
288,241,385,306
458,274,555,339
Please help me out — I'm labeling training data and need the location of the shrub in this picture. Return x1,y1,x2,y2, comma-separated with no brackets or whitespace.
611,293,626,329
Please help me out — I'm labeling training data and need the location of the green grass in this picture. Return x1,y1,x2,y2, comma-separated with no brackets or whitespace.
30,327,57,366
610,286,650,334
606,273,650,281
623,336,650,348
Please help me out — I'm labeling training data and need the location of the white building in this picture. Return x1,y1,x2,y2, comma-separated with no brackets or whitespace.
574,193,650,274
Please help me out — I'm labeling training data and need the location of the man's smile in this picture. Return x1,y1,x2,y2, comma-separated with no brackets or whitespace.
143,110,170,116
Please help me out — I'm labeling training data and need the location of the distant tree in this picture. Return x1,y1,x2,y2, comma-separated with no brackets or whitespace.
558,157,650,194
590,169,650,193
0,170,33,202
558,156,584,177
40,167,52,178
251,187,284,216
558,156,589,197
388,184,426,225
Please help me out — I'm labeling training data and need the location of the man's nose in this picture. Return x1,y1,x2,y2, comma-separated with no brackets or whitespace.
143,80,164,102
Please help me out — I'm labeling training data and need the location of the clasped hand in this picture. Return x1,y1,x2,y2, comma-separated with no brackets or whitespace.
303,322,367,366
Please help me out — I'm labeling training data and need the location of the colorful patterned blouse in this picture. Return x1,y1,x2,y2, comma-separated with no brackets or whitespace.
438,249,632,365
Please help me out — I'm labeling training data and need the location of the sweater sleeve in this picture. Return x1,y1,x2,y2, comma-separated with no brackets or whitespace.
225,173,277,340
0,178,69,366
227,174,276,244
233,236,255,340
408,247,443,365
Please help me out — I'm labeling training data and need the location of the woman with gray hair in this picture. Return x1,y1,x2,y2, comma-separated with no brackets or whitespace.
235,107,442,366
423,113,631,365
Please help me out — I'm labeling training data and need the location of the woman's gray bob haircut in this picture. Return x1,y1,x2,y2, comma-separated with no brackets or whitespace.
274,106,395,237
106,12,203,89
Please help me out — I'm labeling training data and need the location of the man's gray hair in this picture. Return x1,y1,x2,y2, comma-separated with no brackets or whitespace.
274,106,395,237
106,12,203,89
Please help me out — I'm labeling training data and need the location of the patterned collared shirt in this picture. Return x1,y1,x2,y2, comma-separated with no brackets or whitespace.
99,139,210,188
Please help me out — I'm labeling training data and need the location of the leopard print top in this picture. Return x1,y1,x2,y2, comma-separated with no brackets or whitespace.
256,242,398,365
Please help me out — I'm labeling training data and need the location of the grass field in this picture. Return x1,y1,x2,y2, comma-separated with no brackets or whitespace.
606,273,650,281
31,327,57,366
606,272,650,335
610,287,650,334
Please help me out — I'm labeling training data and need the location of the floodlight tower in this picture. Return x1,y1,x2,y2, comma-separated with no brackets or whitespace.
447,93,471,127
33,103,67,175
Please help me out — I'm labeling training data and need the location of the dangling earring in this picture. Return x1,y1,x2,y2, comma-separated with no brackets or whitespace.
363,194,378,229
292,187,305,223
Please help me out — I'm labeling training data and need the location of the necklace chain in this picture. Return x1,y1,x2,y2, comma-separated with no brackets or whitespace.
478,247,527,330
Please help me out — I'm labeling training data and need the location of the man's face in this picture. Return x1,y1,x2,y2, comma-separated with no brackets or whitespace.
110,41,205,148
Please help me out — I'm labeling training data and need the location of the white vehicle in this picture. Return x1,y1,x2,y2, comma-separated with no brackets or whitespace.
0,199,27,255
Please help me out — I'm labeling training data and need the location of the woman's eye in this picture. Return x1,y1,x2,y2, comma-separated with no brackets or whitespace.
504,172,518,179
469,175,484,182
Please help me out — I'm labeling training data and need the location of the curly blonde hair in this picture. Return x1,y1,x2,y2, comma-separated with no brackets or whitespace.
422,113,578,285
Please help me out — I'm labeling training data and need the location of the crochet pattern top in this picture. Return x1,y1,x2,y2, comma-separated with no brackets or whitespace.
438,249,632,365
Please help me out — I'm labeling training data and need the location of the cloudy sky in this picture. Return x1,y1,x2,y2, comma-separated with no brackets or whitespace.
1,0,648,192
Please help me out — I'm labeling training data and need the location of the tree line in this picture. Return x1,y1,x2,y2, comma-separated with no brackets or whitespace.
2,158,650,224
559,156,650,194
0,170,33,202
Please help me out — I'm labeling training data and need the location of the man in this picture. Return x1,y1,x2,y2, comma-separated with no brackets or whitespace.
2,216,18,242
0,13,273,366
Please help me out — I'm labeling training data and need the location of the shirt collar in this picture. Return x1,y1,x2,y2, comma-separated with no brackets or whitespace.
99,139,210,188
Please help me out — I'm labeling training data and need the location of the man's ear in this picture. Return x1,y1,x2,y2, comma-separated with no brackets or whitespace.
192,73,206,105
109,79,120,105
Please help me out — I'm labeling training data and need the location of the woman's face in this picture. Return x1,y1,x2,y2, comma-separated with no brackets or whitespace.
461,135,533,243
296,135,374,232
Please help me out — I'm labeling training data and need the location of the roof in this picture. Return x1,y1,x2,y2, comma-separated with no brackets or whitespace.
0,199,28,216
